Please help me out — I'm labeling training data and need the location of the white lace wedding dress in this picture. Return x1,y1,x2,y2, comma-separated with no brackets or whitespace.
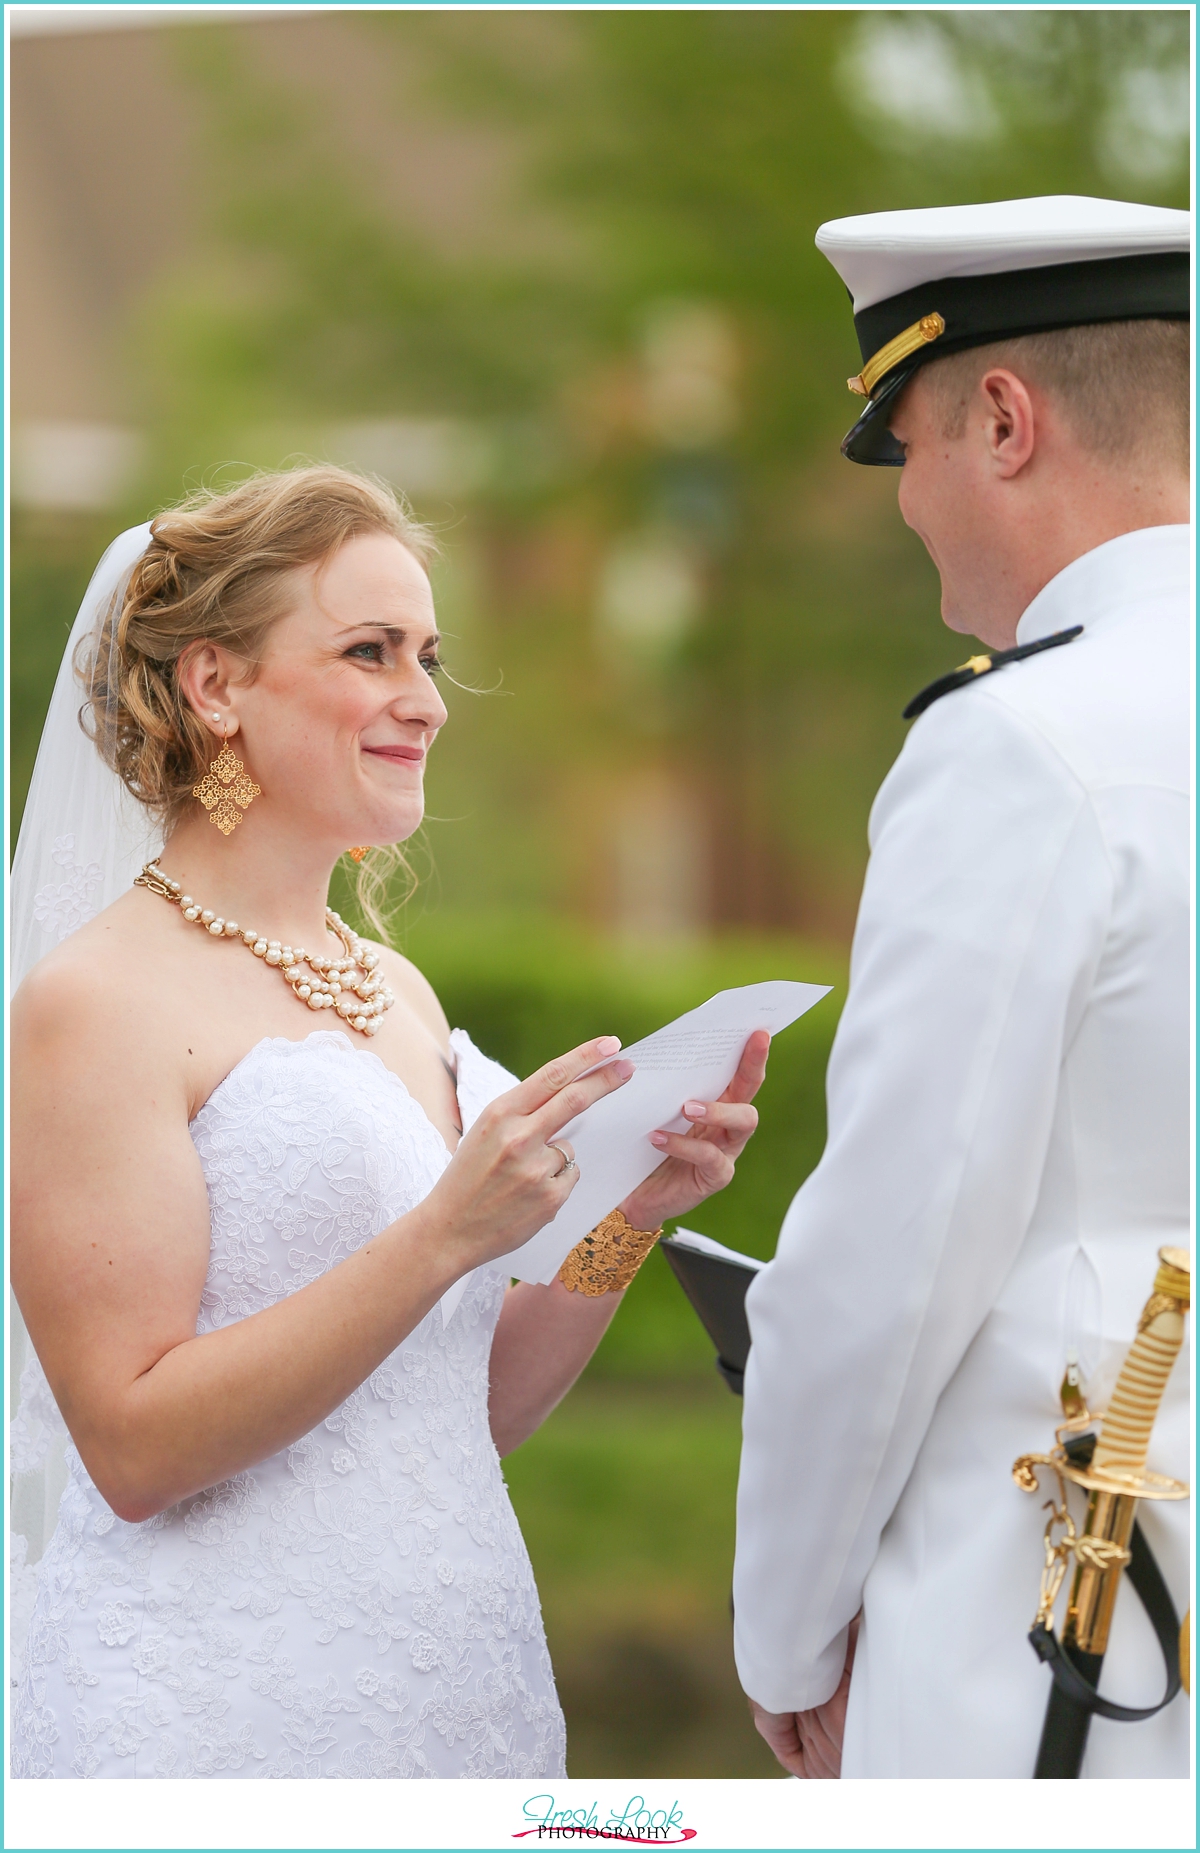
11,1029,567,1780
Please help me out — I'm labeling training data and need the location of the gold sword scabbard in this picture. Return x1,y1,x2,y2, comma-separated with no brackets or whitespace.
1014,1246,1190,1649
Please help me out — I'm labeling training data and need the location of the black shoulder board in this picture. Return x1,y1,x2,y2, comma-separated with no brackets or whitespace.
903,625,1084,721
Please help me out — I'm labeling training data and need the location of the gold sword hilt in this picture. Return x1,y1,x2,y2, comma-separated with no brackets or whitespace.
1063,1248,1189,1655
1092,1247,1191,1482
1014,1247,1190,1654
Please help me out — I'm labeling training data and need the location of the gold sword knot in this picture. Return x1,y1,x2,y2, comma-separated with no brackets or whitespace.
1072,1535,1131,1573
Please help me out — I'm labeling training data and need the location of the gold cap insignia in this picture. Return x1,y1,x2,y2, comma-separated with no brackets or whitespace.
848,312,945,399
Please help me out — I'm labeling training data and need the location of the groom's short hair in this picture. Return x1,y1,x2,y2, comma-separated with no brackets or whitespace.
921,317,1189,466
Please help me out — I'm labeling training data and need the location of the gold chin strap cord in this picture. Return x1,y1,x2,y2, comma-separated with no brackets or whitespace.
558,1209,663,1296
848,311,945,399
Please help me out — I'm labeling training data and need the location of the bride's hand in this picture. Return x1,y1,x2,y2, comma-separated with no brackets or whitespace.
422,1036,634,1270
617,1030,769,1231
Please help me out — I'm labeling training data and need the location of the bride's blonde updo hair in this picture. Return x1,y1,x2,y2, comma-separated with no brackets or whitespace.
80,464,437,935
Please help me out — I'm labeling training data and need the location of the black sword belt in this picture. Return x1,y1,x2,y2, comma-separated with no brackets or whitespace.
1029,1432,1183,1779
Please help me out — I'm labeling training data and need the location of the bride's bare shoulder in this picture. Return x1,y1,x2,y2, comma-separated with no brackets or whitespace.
13,889,181,1054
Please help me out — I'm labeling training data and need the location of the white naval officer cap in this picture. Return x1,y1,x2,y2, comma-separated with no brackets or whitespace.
815,195,1191,465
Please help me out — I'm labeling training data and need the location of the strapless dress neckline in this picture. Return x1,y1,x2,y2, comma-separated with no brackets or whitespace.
194,1026,458,1148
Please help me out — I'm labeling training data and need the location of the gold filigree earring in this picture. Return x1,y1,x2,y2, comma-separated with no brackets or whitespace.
347,847,372,863
193,718,261,836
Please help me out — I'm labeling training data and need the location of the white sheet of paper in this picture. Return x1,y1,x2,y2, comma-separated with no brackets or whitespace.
493,979,830,1285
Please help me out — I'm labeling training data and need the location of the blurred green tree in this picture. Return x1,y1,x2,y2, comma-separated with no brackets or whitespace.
13,11,1188,933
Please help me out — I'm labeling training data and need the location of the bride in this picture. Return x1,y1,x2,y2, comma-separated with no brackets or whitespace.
9,466,768,1780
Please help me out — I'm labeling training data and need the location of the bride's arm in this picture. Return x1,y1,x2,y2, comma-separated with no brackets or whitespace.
10,957,631,1524
488,1032,770,1455
487,1279,625,1457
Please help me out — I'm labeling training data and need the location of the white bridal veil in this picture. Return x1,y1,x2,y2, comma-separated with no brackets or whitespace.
9,524,159,1660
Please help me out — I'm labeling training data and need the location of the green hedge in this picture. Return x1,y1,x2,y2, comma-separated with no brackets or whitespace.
391,910,845,1377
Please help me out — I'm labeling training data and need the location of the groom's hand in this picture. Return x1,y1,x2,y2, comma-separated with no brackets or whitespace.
749,1616,859,1779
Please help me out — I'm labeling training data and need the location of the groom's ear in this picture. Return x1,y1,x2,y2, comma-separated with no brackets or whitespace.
977,368,1037,478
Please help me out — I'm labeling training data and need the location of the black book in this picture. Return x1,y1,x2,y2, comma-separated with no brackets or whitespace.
659,1229,765,1396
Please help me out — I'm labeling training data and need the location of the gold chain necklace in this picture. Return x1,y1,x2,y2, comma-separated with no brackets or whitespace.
134,861,396,1036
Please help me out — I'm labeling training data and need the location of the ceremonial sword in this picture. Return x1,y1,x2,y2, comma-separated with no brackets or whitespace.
1013,1246,1190,1779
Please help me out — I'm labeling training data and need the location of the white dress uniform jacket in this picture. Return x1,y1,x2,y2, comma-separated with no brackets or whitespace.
733,524,1191,1778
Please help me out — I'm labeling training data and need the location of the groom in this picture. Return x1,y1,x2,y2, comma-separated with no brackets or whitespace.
732,196,1191,1777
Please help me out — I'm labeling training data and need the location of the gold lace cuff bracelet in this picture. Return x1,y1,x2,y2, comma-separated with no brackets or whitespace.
558,1209,663,1296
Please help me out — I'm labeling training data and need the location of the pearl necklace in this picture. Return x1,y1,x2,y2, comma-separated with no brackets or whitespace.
134,861,396,1036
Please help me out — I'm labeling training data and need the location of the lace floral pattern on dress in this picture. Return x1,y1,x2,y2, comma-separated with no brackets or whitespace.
11,1030,565,1780
31,835,104,942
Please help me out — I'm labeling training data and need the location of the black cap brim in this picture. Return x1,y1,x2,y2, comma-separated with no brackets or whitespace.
840,366,912,466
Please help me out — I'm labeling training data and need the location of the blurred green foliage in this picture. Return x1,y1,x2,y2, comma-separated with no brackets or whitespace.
15,10,1185,927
